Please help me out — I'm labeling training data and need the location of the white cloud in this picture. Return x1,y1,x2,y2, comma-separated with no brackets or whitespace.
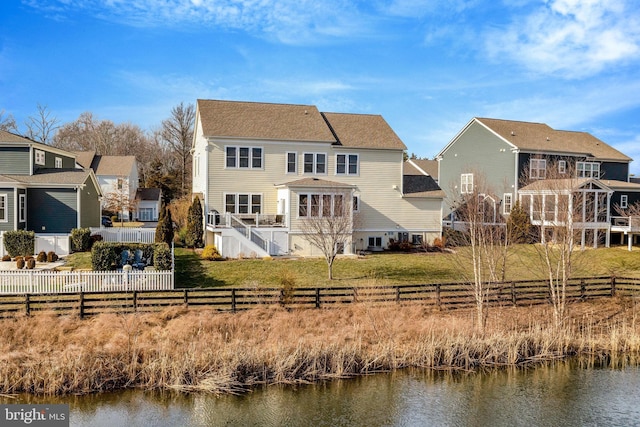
23,0,374,45
485,0,640,78
376,0,478,17
478,78,640,129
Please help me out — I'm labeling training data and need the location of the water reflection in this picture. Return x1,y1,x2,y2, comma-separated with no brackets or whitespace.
3,363,639,426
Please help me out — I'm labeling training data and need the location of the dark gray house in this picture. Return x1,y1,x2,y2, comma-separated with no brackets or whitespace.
0,130,102,234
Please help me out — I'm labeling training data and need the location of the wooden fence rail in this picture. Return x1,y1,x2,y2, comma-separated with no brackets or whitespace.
0,276,639,318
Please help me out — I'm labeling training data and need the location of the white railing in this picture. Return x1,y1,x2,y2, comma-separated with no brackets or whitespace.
0,270,174,294
89,227,156,243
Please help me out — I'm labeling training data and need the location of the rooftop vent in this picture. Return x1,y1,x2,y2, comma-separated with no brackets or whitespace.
511,131,515,136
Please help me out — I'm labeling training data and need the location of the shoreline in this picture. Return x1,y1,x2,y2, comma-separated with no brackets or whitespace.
1,298,639,396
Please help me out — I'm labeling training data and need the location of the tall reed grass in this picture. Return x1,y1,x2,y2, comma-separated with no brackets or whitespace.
0,297,638,396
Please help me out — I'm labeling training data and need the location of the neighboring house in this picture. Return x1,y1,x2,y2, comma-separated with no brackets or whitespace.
0,130,102,234
192,99,444,258
75,152,139,220
406,158,439,183
135,188,162,221
437,117,640,248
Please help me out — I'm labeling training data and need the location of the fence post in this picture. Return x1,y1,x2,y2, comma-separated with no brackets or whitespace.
352,287,358,303
315,288,321,309
79,292,84,319
611,276,617,297
580,280,586,300
395,286,400,303
25,294,30,316
132,290,138,312
511,282,517,306
231,289,236,312
183,289,189,307
435,283,441,310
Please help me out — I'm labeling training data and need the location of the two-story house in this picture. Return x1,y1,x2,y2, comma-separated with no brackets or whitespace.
192,99,444,258
0,130,102,235
437,117,640,248
75,151,140,221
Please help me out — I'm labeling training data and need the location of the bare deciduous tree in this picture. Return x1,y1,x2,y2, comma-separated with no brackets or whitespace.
298,191,355,280
161,102,195,198
102,177,138,225
519,159,604,328
0,109,17,132
448,173,510,332
24,104,59,144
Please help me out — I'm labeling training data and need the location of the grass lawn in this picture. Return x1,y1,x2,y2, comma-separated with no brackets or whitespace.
62,244,640,288
110,221,145,227
171,245,640,289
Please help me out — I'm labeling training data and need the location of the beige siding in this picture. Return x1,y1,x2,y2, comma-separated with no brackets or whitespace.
203,139,442,238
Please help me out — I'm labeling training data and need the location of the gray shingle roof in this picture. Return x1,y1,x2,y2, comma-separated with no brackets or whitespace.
402,175,445,198
2,169,93,185
136,188,162,201
477,118,631,162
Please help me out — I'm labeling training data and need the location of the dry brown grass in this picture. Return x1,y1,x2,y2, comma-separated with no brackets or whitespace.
1,298,639,396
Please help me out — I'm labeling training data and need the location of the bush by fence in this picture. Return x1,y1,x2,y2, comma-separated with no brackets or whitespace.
2,230,35,257
71,228,92,252
91,242,170,270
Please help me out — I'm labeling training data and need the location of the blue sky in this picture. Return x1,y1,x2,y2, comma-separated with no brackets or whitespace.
2,0,640,174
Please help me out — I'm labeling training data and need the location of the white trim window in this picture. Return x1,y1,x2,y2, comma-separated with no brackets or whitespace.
621,194,628,209
226,146,263,169
225,193,262,214
193,154,200,177
19,194,26,222
460,173,473,194
298,193,347,218
368,236,383,248
530,159,546,179
286,152,297,174
303,153,326,174
336,154,359,175
558,160,566,174
577,161,600,178
503,193,513,214
35,149,45,166
55,157,63,168
0,194,7,222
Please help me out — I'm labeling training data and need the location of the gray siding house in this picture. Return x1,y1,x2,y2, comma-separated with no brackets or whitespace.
0,130,102,234
437,118,640,248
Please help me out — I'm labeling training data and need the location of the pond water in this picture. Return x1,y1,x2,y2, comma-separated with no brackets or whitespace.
4,363,640,426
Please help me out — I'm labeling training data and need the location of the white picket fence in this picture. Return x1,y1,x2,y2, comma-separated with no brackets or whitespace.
89,227,156,243
0,270,174,294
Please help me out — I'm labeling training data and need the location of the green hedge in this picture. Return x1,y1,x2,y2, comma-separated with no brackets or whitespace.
3,230,35,257
91,242,171,271
70,228,92,252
